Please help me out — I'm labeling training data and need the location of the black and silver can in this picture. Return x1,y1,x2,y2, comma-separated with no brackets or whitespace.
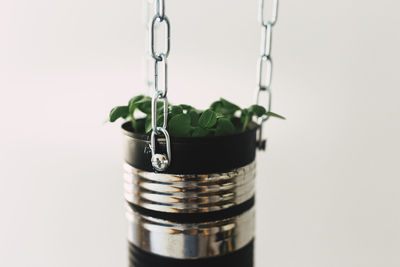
122,122,258,267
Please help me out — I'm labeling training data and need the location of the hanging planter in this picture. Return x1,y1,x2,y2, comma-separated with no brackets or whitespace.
123,120,258,267
109,0,282,266
112,97,283,267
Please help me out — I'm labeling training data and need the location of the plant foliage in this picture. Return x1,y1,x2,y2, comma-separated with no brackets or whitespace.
109,95,285,137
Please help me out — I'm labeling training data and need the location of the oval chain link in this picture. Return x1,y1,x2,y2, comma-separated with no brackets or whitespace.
154,53,168,97
255,0,279,149
151,91,168,130
149,0,171,171
150,15,170,61
259,0,278,26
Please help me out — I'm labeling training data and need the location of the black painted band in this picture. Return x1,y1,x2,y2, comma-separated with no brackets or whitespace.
122,121,258,174
128,240,254,267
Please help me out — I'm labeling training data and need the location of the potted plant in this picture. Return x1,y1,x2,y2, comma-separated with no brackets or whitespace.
109,95,284,267
111,0,281,265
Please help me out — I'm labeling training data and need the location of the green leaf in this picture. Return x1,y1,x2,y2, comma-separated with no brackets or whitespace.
109,106,129,122
249,105,266,117
145,113,165,134
169,105,183,117
220,98,241,114
240,109,251,131
209,98,241,116
179,104,194,112
145,116,152,134
137,99,152,114
136,98,164,115
168,114,191,137
192,127,210,137
215,118,236,136
128,95,146,114
266,111,286,120
189,110,200,126
210,101,222,111
215,112,225,119
131,117,137,130
198,109,217,128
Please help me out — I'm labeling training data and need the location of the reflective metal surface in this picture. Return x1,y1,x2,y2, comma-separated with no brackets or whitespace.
256,0,280,149
127,205,255,259
124,162,256,213
149,0,171,171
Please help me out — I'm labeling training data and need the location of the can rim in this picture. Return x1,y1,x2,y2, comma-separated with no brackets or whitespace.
122,120,258,174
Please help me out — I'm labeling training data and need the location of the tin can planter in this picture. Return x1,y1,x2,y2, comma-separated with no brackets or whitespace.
122,121,258,267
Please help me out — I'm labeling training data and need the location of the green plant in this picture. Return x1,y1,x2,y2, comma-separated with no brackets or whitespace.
109,95,285,138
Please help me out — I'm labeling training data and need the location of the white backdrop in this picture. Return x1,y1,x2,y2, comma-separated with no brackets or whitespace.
1,0,400,266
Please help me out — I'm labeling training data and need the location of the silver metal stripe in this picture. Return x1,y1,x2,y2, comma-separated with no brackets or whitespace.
126,205,255,259
123,162,256,213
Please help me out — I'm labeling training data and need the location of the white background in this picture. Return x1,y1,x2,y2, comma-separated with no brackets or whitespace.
1,0,400,266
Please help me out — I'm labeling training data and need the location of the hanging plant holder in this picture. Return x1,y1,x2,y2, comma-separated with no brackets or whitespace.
123,121,258,266
109,0,281,266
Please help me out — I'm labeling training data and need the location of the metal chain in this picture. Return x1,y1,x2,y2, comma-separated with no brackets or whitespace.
143,0,154,92
255,0,279,150
149,0,171,171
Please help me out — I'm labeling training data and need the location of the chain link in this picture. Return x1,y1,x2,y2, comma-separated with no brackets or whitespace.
150,15,170,61
151,91,168,130
155,0,165,20
259,0,278,26
255,0,279,150
149,0,171,171
258,54,273,92
154,53,168,97
143,0,155,92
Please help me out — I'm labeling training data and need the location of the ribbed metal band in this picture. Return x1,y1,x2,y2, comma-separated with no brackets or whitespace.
124,162,256,213
126,204,255,259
